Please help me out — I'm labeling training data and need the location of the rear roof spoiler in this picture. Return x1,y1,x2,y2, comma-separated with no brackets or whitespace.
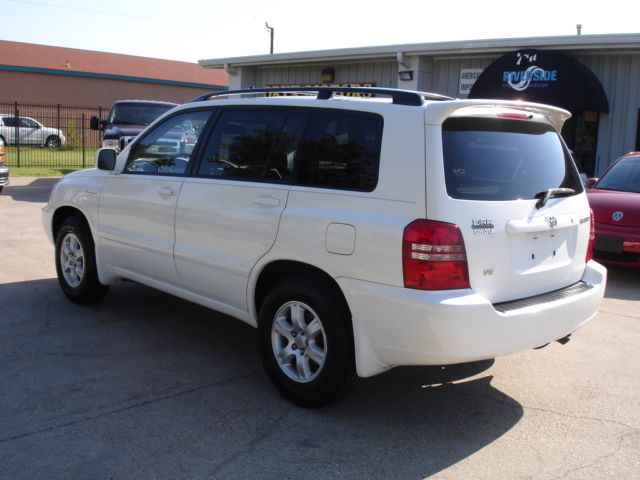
424,99,572,131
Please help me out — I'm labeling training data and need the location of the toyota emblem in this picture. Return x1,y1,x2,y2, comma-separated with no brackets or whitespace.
612,211,624,222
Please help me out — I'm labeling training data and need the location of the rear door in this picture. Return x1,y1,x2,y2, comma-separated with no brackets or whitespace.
174,108,305,311
427,110,589,303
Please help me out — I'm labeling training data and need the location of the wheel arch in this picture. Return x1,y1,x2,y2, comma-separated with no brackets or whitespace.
51,205,117,285
253,260,352,324
52,206,88,238
44,135,61,148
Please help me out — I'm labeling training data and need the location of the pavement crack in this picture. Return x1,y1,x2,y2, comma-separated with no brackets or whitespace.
208,407,292,477
597,308,640,320
431,381,639,432
549,430,640,480
0,370,262,445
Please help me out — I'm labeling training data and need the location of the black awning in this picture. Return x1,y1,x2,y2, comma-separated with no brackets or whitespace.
468,49,609,113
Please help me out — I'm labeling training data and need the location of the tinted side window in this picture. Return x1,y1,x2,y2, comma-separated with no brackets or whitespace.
2,117,16,127
442,117,582,201
198,109,289,180
296,110,382,192
264,111,309,182
125,110,211,176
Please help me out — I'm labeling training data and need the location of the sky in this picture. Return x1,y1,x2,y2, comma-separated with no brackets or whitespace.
1,0,639,63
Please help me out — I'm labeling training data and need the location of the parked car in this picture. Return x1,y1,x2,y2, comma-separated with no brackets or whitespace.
43,87,606,407
90,100,177,151
585,152,640,268
0,114,65,148
0,136,8,193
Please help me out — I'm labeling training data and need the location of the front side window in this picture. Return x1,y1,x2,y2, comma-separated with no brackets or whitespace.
198,109,289,180
295,110,382,192
124,110,211,176
442,117,582,201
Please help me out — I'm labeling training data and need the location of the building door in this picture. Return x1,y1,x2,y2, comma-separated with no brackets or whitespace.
562,110,599,177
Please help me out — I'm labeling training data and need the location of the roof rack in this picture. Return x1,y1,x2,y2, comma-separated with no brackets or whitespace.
190,87,452,106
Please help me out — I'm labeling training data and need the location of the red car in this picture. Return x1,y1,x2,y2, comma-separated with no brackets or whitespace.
586,152,640,268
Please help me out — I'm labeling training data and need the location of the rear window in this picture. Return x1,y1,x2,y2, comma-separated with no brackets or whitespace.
442,117,582,201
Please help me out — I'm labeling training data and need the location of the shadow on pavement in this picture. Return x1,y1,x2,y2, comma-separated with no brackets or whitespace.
1,177,60,203
603,265,640,302
0,279,522,480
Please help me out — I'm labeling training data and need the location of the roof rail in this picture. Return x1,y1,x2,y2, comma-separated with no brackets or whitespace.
190,87,452,106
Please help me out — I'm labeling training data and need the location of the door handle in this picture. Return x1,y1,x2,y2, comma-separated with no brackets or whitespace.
158,185,177,198
253,195,281,207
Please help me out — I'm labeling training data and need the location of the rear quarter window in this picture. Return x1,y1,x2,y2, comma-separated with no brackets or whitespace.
295,109,383,192
442,117,582,201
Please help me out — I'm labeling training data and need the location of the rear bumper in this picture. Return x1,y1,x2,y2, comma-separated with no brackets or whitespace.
339,261,607,377
594,222,640,268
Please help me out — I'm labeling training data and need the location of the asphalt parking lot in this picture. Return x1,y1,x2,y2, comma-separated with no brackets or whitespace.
1,176,639,480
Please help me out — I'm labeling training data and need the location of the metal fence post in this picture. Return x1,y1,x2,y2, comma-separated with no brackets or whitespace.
57,103,60,139
13,101,20,167
82,113,86,168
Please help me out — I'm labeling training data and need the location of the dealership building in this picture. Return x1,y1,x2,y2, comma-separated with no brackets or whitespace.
200,33,640,176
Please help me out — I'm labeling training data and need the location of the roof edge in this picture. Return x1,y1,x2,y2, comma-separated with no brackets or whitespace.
0,64,228,91
199,33,640,68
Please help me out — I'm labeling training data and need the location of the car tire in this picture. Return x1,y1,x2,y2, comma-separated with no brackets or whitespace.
258,276,358,407
55,216,109,304
45,135,61,148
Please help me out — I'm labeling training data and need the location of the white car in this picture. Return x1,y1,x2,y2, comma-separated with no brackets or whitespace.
0,114,66,148
42,87,606,407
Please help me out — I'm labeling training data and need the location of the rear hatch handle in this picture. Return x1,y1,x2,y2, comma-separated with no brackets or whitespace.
534,188,576,209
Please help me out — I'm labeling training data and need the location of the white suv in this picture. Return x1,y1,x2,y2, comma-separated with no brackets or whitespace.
42,87,606,407
0,114,66,148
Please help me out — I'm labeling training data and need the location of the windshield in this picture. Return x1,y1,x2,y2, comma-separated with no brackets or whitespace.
442,117,582,201
595,156,640,193
108,103,174,125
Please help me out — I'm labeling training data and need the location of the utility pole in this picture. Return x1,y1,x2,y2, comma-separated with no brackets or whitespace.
265,22,274,54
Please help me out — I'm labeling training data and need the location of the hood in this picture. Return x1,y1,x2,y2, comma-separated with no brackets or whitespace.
103,124,147,138
587,188,640,227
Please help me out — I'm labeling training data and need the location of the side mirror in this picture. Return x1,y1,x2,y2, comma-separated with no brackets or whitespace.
96,148,117,171
90,116,100,131
584,178,598,189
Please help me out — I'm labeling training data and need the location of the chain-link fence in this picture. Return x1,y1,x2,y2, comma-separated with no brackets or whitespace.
0,101,105,169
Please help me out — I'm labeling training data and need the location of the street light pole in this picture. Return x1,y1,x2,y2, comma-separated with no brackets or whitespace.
265,22,274,54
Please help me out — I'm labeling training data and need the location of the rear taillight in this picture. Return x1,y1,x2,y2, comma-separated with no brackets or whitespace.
0,142,5,163
403,219,470,290
586,209,595,262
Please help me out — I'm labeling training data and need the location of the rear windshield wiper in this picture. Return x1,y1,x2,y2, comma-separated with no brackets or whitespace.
534,188,576,209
